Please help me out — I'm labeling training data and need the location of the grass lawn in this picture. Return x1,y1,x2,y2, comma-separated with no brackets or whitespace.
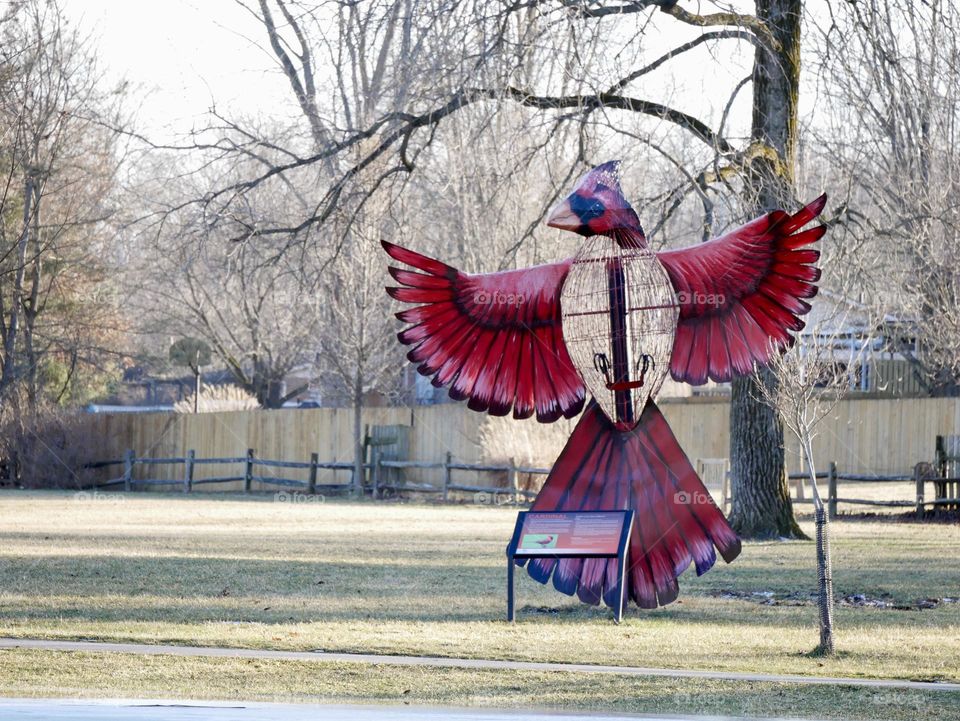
2,649,956,721
1,490,959,718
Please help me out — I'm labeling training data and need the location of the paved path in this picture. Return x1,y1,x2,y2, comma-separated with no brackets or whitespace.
0,699,820,721
3,637,958,693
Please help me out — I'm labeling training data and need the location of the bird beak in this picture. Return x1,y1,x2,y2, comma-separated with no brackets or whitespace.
546,197,580,231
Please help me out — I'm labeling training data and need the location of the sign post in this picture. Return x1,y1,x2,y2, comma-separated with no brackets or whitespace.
506,510,635,623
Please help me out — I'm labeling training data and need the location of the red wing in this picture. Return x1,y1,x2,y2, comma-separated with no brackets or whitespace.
658,195,827,384
383,241,586,422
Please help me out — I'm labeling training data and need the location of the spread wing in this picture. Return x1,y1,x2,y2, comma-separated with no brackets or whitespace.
658,195,826,384
383,241,586,422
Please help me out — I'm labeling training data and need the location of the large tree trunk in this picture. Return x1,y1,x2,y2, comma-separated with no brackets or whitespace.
728,0,806,539
729,369,804,537
265,378,284,408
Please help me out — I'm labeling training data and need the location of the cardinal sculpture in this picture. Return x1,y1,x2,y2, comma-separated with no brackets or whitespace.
383,161,825,609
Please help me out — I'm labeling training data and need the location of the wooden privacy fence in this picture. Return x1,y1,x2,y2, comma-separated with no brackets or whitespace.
73,397,960,480
87,449,550,502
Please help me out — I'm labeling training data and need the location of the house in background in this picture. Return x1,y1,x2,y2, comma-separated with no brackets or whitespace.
279,363,325,406
279,363,401,408
88,366,239,412
661,290,931,399
797,290,927,397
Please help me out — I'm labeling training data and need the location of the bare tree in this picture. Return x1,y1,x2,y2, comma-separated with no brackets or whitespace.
0,0,126,413
128,158,324,408
149,0,833,528
313,226,401,492
814,0,960,395
754,310,873,655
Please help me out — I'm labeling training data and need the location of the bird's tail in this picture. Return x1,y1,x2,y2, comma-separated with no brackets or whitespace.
519,400,740,609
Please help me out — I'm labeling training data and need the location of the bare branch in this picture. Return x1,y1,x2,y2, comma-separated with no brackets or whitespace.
559,0,781,52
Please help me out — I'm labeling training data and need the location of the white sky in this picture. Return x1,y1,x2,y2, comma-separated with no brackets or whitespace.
63,0,299,142
62,1,820,148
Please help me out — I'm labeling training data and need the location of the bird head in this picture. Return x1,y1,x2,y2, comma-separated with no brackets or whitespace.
546,161,645,247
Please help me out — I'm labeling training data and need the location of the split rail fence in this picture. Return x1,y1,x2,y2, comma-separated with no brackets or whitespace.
84,450,960,518
764,463,956,519
85,449,550,502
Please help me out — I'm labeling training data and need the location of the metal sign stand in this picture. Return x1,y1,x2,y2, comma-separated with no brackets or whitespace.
505,510,635,624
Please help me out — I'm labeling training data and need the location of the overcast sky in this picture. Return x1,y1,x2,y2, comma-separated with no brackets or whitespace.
62,1,820,148
63,0,299,141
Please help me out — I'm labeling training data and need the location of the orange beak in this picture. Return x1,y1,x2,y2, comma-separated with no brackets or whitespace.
546,197,581,231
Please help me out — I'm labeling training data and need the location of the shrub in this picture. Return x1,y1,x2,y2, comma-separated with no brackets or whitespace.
0,401,103,488
174,384,260,413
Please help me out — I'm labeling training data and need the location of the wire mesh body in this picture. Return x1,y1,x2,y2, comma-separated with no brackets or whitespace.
561,236,679,430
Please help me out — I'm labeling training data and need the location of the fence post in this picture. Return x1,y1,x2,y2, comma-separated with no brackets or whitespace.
442,452,452,502
308,452,318,495
915,464,925,520
508,457,518,504
722,469,731,514
184,449,195,493
372,457,382,499
123,449,134,492
936,435,946,477
827,461,837,520
244,448,254,493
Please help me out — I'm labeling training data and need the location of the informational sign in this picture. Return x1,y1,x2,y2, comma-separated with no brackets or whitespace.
514,511,627,556
506,510,634,623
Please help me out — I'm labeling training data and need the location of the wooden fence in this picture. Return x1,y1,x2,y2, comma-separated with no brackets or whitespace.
77,405,488,489
783,463,960,520
87,448,960,519
87,448,550,502
73,397,960,486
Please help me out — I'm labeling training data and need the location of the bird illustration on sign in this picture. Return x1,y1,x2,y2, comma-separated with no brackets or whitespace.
384,161,826,609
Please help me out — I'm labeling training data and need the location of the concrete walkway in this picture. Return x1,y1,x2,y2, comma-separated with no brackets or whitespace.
0,699,825,721
3,637,959,693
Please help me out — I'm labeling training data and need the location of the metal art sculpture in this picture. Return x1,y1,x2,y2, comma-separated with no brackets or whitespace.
384,161,826,609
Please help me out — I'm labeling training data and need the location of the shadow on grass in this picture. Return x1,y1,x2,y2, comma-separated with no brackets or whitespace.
2,550,953,631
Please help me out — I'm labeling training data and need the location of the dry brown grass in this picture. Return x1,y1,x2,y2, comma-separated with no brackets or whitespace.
0,490,958,716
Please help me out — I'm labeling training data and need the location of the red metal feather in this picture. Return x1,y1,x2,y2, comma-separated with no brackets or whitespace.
658,194,827,384
383,240,585,422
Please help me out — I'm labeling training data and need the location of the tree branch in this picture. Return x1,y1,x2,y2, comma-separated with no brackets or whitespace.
201,85,732,243
491,87,734,152
661,3,781,53
561,1,781,53
606,29,761,94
